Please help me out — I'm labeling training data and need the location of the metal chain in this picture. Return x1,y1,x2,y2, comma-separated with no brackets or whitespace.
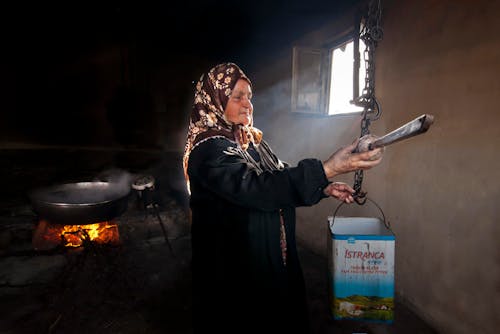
352,0,384,205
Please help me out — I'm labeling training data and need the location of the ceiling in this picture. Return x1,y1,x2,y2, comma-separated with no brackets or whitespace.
2,0,356,63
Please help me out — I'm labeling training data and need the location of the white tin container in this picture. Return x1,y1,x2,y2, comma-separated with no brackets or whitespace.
327,213,395,323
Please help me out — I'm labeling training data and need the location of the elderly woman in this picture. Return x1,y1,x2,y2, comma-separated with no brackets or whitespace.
183,63,383,333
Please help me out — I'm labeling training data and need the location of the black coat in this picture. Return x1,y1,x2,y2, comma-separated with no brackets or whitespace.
187,137,329,333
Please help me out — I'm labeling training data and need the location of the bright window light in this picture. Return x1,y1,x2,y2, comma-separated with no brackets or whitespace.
328,39,367,115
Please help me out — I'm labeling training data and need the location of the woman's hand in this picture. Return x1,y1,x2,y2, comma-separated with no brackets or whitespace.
322,139,384,179
323,182,355,203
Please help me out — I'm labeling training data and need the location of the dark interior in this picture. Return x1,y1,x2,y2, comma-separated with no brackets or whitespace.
1,0,498,333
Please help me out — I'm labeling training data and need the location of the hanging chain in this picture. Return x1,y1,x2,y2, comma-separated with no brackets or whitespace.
352,0,384,205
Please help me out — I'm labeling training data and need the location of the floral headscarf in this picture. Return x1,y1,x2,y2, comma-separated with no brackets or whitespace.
183,63,263,185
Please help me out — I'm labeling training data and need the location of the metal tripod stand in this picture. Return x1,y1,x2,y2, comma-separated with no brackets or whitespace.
132,175,174,255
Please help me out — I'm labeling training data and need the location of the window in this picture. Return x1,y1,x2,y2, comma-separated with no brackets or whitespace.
328,38,366,115
291,47,329,115
291,31,366,116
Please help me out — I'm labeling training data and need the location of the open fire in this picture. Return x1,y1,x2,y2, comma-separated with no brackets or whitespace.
33,220,120,250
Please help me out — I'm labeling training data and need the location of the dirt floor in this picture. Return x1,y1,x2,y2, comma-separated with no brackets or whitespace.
0,148,438,334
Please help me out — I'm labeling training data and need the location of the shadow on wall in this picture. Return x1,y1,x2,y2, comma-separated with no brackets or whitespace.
106,85,160,149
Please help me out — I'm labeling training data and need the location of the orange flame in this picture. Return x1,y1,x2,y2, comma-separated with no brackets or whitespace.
61,222,120,247
33,220,120,249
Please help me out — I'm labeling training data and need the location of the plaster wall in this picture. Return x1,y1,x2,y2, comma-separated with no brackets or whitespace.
252,1,500,333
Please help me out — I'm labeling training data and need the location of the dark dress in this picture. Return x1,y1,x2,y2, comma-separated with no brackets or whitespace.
187,137,329,333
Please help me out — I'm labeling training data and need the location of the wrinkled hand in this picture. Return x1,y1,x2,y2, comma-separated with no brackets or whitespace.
322,138,384,179
323,182,355,203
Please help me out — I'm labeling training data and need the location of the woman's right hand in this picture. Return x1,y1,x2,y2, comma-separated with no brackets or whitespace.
322,139,384,179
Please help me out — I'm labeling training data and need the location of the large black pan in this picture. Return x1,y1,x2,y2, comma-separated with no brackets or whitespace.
29,181,131,225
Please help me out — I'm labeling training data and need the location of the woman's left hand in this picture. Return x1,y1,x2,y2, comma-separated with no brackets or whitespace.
323,182,355,203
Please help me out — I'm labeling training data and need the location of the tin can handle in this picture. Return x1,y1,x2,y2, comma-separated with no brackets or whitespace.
332,197,390,230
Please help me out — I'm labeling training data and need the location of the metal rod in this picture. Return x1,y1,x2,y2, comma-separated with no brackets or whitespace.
153,204,175,256
369,114,434,150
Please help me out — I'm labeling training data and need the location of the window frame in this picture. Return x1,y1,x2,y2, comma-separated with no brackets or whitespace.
290,18,363,117
290,46,330,115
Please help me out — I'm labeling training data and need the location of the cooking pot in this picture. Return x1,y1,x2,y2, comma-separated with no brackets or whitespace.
29,181,131,225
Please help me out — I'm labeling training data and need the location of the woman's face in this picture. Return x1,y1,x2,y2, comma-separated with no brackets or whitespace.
224,79,253,126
